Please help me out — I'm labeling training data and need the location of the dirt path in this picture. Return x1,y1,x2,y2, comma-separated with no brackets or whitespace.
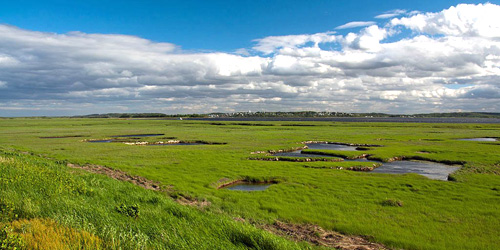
66,162,211,207
263,221,388,250
67,163,163,191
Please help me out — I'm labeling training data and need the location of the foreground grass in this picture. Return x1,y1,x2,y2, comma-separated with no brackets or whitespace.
0,151,311,249
0,118,499,249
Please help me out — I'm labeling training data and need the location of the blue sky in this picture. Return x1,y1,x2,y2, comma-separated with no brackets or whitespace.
1,1,499,116
1,0,492,51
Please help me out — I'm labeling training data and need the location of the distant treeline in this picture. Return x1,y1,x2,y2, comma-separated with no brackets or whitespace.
72,112,500,119
73,113,205,118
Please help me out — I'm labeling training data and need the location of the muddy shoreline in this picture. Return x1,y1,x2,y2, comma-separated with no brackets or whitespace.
251,141,381,155
249,156,345,162
84,138,226,145
216,179,279,189
67,163,163,191
262,221,388,249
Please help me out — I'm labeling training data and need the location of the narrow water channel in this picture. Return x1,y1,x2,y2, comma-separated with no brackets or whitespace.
224,183,272,191
457,138,497,142
271,143,459,180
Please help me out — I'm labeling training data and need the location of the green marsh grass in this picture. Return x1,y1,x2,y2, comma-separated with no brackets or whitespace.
0,118,499,249
0,151,311,249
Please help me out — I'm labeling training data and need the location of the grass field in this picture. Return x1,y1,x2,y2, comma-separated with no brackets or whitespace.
1,118,499,249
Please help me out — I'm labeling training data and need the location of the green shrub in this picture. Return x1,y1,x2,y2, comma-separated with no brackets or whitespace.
0,201,18,223
115,204,140,219
0,225,25,250
381,199,404,207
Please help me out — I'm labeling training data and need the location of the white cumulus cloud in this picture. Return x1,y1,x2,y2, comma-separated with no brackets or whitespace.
391,3,500,38
0,3,499,116
252,32,338,54
335,21,377,30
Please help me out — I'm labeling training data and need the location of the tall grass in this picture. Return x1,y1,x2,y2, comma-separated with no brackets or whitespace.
0,151,311,249
6,218,103,249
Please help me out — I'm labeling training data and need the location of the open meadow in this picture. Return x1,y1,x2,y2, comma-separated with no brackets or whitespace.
1,118,499,249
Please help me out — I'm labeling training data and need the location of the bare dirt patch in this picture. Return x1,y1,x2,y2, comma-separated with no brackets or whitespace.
249,156,344,162
215,178,281,190
66,163,211,207
263,221,388,250
111,134,164,137
175,196,211,207
416,151,431,154
67,163,162,191
303,165,380,171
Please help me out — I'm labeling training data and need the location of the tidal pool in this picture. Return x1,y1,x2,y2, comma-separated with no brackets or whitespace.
306,143,358,151
88,139,115,143
224,183,273,191
111,134,164,137
458,138,497,142
371,160,460,180
269,143,459,180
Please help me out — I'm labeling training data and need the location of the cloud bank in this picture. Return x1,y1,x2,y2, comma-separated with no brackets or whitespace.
0,3,499,116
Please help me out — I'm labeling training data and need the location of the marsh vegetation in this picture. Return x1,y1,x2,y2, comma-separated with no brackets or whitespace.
0,118,499,249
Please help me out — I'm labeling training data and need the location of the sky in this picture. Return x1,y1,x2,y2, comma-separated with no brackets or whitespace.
1,0,500,116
